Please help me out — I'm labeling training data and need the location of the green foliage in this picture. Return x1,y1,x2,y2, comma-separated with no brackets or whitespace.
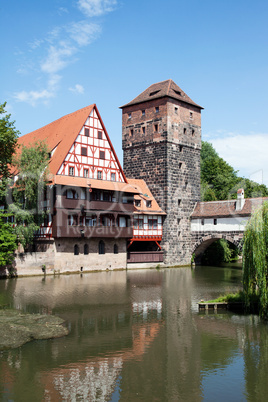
10,141,50,248
0,102,19,203
201,239,233,265
0,212,17,268
243,202,268,318
201,141,268,201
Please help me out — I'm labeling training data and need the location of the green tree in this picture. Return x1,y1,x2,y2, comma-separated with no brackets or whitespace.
0,102,19,204
0,212,17,269
10,141,50,248
243,202,268,318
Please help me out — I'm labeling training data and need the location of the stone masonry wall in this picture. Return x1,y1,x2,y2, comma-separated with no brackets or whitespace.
122,96,201,266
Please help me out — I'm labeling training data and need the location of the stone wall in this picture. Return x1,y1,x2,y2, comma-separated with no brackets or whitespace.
10,238,127,277
122,97,201,266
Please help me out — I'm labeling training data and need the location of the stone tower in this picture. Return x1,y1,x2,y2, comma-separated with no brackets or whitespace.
121,79,203,265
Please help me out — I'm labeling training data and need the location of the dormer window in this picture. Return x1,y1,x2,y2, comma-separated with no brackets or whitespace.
150,90,160,97
173,89,182,96
146,200,152,208
135,200,141,207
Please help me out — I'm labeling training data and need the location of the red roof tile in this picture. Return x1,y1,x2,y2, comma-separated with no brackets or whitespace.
191,197,268,219
127,178,166,215
120,79,203,109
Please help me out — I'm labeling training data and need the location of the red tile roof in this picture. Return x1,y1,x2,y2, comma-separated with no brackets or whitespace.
191,197,268,219
120,79,203,109
127,178,166,215
51,175,139,194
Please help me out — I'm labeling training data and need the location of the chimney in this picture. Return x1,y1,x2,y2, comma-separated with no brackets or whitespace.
236,188,245,211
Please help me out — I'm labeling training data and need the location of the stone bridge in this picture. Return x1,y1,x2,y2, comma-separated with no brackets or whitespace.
191,230,244,263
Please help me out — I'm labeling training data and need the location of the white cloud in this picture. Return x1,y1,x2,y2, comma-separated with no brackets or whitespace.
68,21,101,46
77,0,117,17
14,1,115,106
209,133,268,186
69,84,85,94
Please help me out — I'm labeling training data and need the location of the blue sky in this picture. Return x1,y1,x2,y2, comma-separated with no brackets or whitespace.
1,0,268,186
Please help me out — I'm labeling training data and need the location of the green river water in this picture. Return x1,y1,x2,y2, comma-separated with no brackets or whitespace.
0,265,268,401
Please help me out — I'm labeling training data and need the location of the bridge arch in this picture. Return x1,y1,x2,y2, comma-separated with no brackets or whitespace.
191,232,243,263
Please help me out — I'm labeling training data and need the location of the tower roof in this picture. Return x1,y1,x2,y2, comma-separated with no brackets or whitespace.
120,79,203,109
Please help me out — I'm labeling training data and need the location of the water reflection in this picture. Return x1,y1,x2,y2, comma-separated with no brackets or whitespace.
0,267,267,401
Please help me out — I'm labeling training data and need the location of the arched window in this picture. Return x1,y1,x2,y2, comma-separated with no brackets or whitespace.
98,240,105,255
114,244,118,254
74,244,79,255
84,244,89,255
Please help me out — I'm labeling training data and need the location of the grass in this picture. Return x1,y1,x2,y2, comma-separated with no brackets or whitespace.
200,291,245,304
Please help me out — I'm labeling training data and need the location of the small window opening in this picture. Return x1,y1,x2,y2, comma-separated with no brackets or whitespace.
85,128,89,137
179,145,183,152
178,163,182,169
175,107,178,113
99,240,105,255
214,219,217,225
155,106,159,113
111,173,116,181
183,128,186,134
146,200,152,208
98,131,102,139
81,147,87,156
114,244,118,254
69,166,74,176
84,244,89,255
128,113,131,119
97,170,102,180
150,90,160,96
84,169,89,178
173,89,182,96
178,199,181,206
190,112,193,118
142,110,145,116
135,199,141,207
177,218,181,224
74,244,79,255
201,218,205,225
154,124,158,132
192,129,195,136
142,126,145,134
100,150,105,160
130,129,134,136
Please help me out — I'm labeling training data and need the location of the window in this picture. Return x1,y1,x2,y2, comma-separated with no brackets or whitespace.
179,145,183,152
81,147,87,156
190,112,193,118
148,218,157,229
179,163,182,169
99,150,105,160
128,113,131,119
192,129,195,136
185,181,188,189
178,199,181,206
134,199,141,207
68,215,78,226
97,170,102,179
201,218,205,225
114,244,118,254
79,216,85,226
98,240,105,255
130,129,134,136
142,110,145,116
150,90,160,96
134,217,143,229
214,219,217,225
183,128,186,134
84,244,89,255
177,218,181,225
142,126,145,134
85,128,89,137
85,215,96,227
154,124,158,132
66,189,78,199
74,244,79,255
173,89,182,96
98,131,102,139
146,200,152,208
84,169,89,178
69,166,74,176
155,106,159,113
111,172,115,181
175,107,178,113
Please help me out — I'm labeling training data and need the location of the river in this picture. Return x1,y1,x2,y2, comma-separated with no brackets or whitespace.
0,265,268,401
